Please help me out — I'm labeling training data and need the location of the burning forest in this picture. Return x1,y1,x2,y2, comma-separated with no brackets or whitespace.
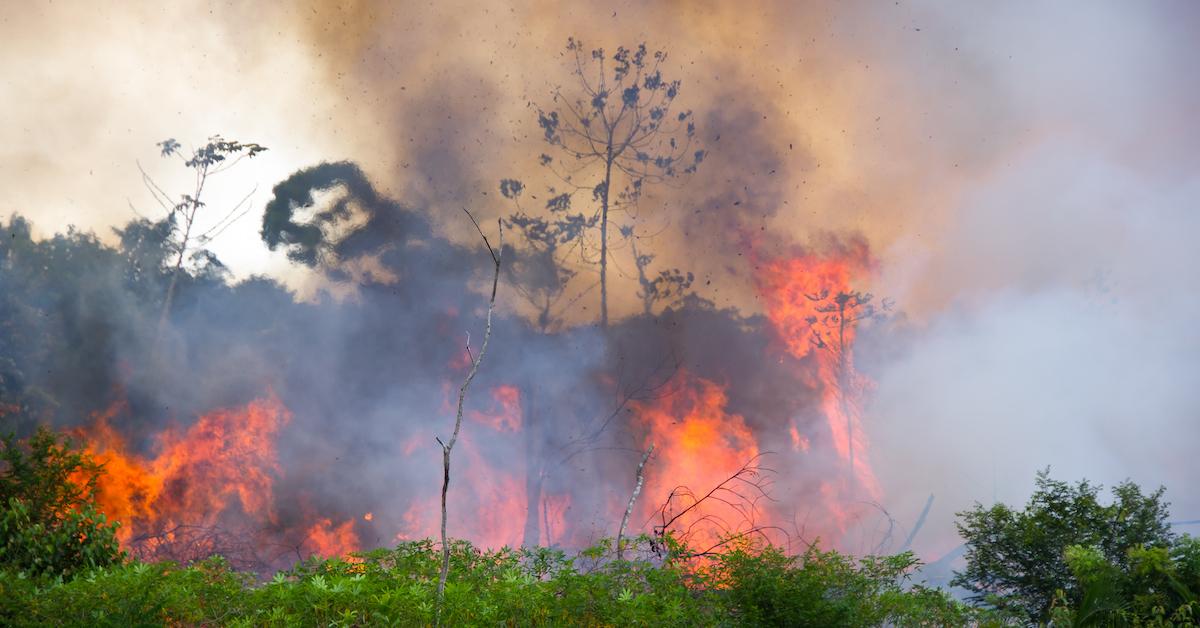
2,2,1199,625
0,36,903,573
0,158,893,571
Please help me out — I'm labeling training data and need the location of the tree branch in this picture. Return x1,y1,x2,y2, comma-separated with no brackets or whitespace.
616,444,654,560
435,212,504,622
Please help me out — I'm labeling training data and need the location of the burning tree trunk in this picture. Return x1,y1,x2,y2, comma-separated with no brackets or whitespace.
435,210,503,617
808,290,878,493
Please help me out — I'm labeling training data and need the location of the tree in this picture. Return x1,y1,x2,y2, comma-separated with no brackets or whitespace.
499,178,592,332
141,136,266,335
435,210,503,621
626,225,694,316
528,38,705,327
804,289,886,488
0,427,123,578
952,469,1174,623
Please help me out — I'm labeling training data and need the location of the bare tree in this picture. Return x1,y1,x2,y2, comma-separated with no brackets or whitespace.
140,136,266,338
435,210,503,618
531,38,705,327
616,444,654,560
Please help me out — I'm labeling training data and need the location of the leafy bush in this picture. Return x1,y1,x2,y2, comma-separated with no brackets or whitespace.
0,557,250,626
1046,537,1200,626
0,427,123,579
708,542,981,627
0,536,981,627
953,469,1174,623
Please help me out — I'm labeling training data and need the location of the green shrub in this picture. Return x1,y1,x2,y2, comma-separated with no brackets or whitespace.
709,542,979,627
0,427,123,579
0,557,250,627
954,470,1174,623
1,536,992,627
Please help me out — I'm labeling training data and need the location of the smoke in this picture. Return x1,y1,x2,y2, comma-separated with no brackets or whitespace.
844,2,1200,563
864,142,1200,560
3,0,1198,567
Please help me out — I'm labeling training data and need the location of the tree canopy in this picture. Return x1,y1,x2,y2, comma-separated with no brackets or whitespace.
953,469,1180,623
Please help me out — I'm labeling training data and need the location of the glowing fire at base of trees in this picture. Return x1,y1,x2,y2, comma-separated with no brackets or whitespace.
66,244,885,565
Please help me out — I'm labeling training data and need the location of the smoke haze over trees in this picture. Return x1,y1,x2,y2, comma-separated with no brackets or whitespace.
2,0,1199,576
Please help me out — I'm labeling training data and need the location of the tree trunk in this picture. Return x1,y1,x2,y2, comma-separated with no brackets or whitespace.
521,388,543,547
155,207,194,348
616,444,654,560
599,148,613,328
836,301,854,489
436,215,502,623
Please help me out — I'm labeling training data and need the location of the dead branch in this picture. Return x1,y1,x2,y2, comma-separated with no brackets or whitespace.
127,523,269,573
615,444,654,560
899,493,935,552
648,453,790,559
435,211,503,621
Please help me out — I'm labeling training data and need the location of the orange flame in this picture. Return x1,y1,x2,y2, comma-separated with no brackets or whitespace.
305,518,359,558
754,248,883,506
467,385,522,432
398,384,541,549
631,373,762,550
80,395,292,546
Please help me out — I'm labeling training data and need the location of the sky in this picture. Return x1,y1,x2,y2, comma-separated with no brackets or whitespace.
3,0,1198,559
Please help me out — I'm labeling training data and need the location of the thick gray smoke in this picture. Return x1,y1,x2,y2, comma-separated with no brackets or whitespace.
857,2,1200,566
2,0,1197,572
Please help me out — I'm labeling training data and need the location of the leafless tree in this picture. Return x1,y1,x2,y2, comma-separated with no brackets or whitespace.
616,443,654,560
435,209,503,619
139,136,266,340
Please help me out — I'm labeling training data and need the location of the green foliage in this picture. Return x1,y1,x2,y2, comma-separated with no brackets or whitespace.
708,543,983,627
0,427,123,579
954,470,1190,625
0,557,251,627
1045,538,1200,626
0,536,976,627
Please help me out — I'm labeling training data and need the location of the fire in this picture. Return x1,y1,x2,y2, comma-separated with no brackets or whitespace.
398,384,543,548
631,373,763,550
395,438,529,548
754,246,883,505
468,385,522,432
305,518,358,558
79,395,293,547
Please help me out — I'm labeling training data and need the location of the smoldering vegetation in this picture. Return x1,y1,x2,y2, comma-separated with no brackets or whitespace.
0,157,873,569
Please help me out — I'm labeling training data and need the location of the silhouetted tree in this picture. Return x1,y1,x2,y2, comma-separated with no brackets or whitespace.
499,178,591,332
625,224,694,316
142,136,266,335
805,289,885,484
525,38,705,327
